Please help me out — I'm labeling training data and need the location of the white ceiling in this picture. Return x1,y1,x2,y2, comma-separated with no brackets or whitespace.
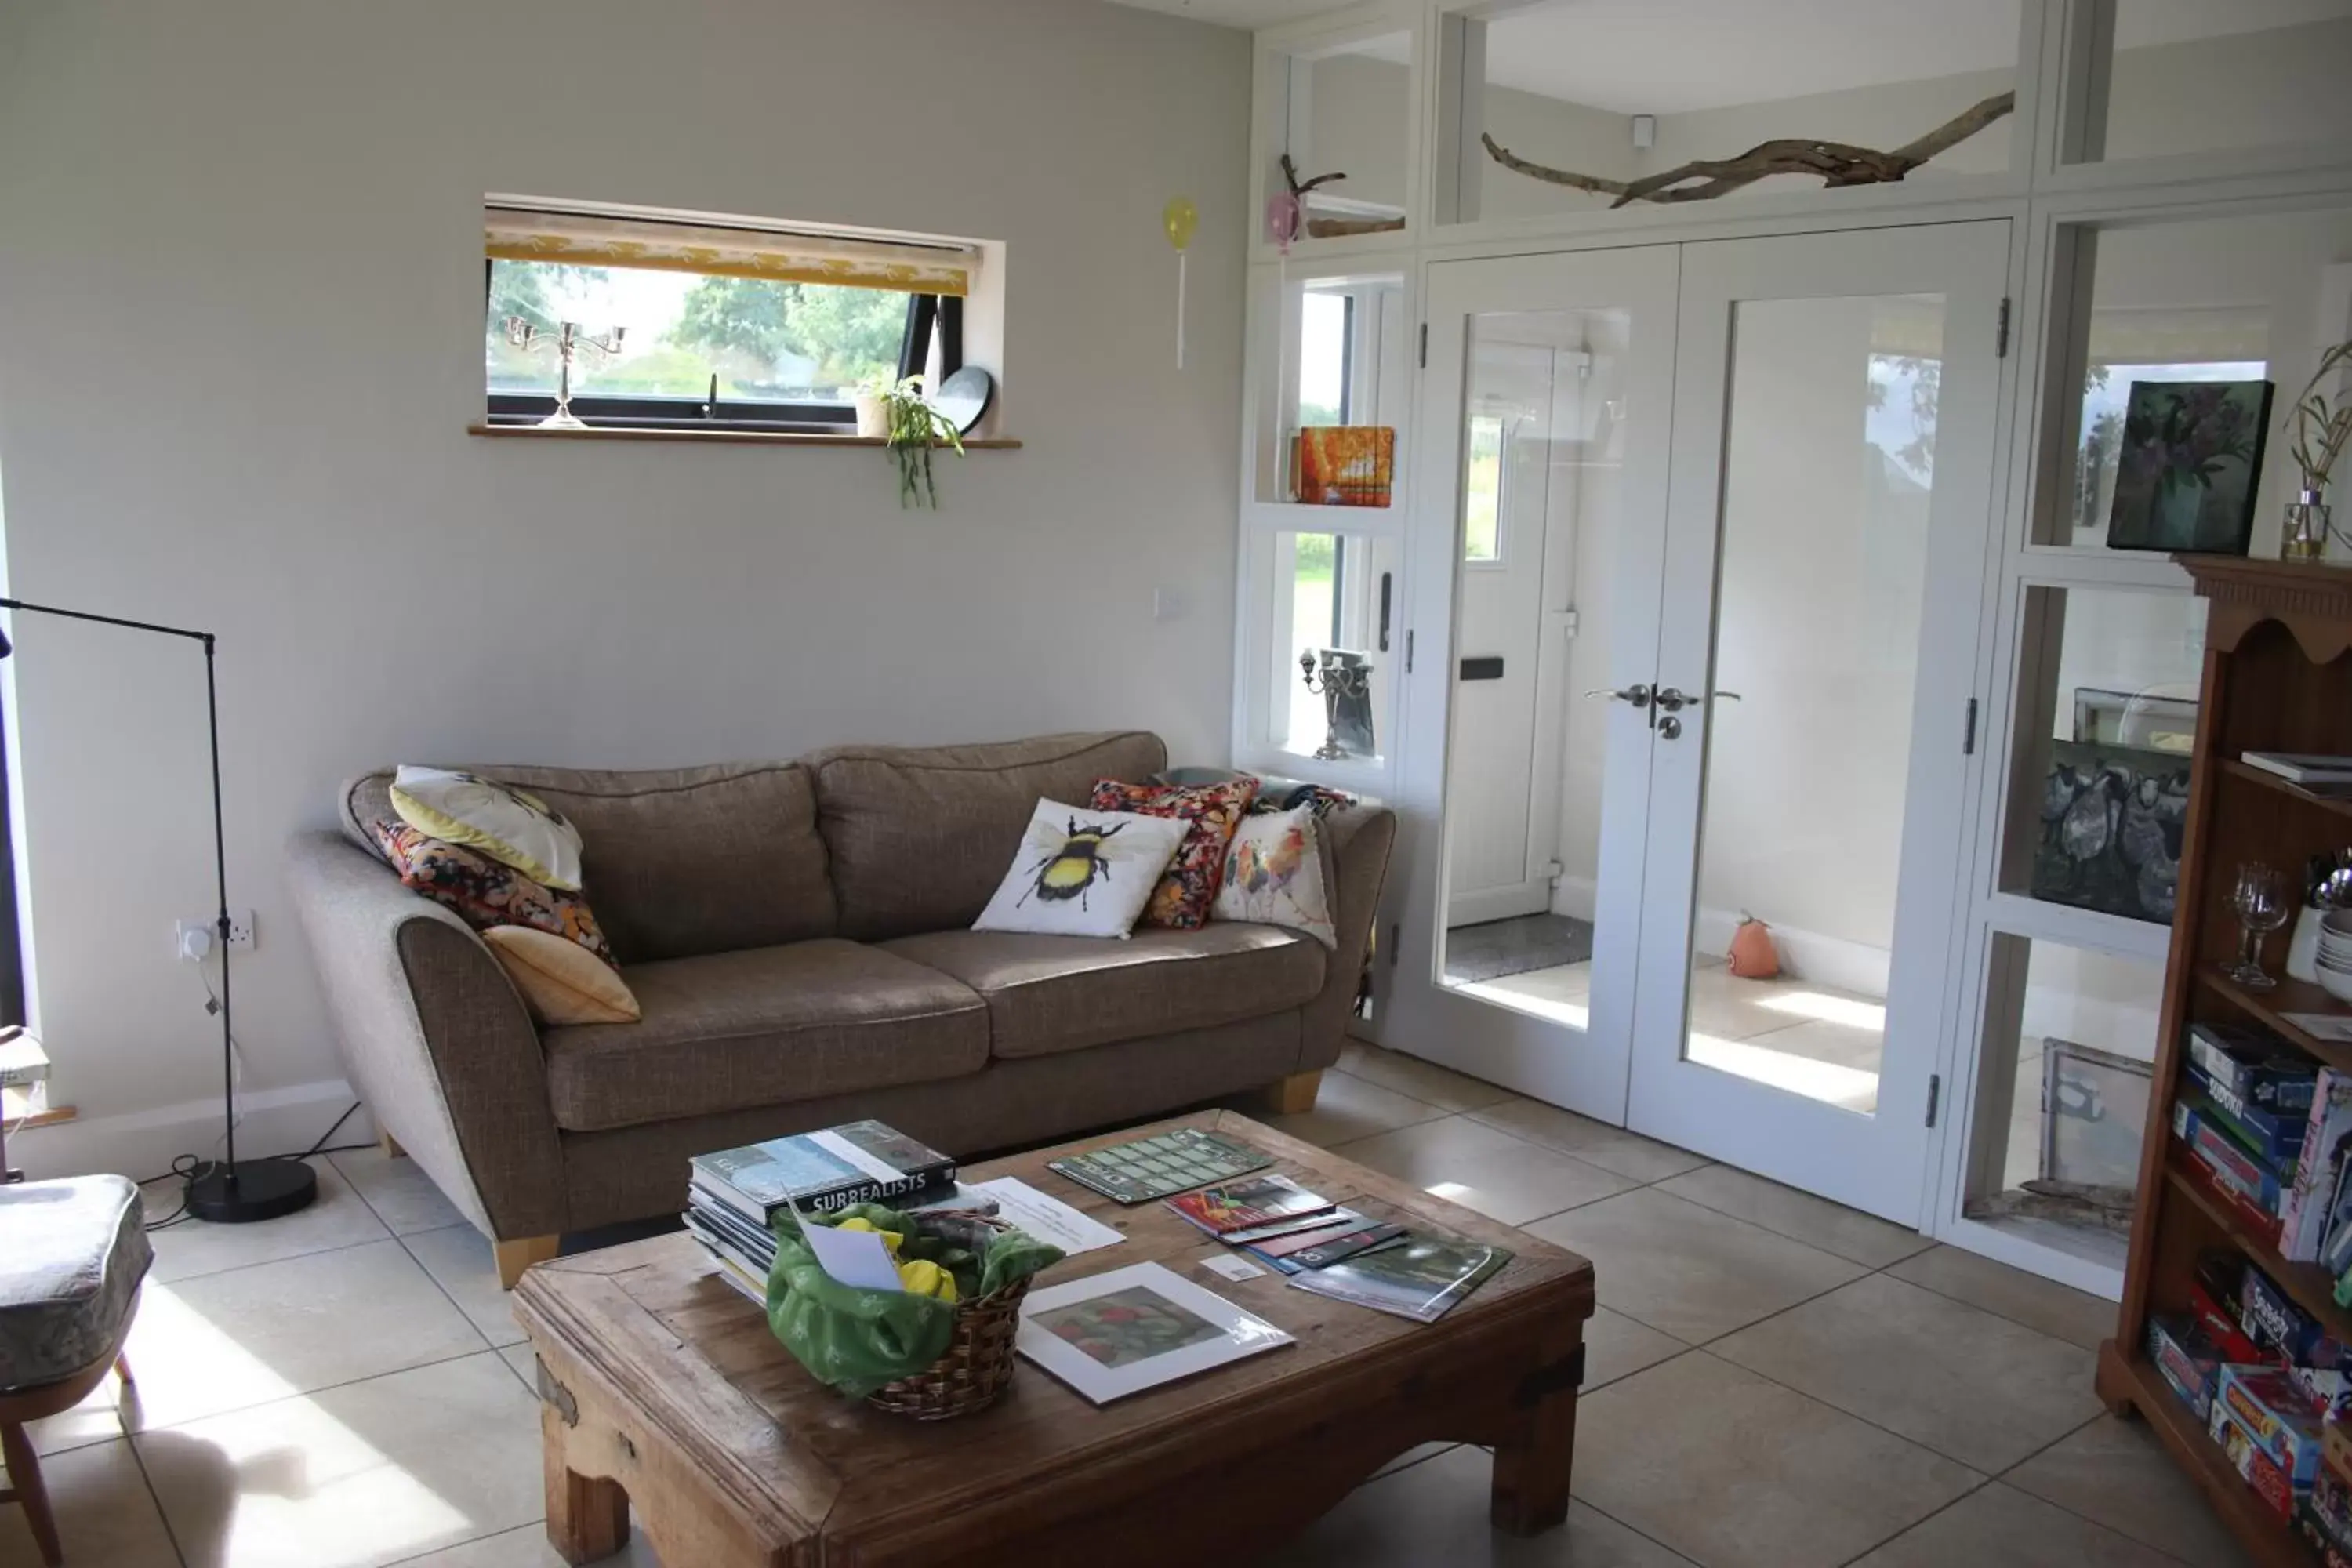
1105,0,2352,114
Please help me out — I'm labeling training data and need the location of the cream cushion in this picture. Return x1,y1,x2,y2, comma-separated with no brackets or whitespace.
482,926,641,1025
1214,804,1338,949
391,765,586,891
972,800,1186,939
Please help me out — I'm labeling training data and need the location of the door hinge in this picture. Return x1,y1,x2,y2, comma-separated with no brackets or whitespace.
1418,323,1428,368
1962,696,1979,756
1995,296,2012,358
1388,922,1401,968
1543,860,1565,885
1926,1073,1942,1128
1406,629,1416,674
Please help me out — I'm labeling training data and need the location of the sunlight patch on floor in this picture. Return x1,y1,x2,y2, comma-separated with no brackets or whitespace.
1686,1033,1880,1113
1755,989,1888,1032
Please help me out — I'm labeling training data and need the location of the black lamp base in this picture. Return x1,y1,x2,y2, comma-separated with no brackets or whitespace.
183,1156,318,1225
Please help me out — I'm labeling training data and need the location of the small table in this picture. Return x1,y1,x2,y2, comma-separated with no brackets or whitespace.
513,1112,1596,1566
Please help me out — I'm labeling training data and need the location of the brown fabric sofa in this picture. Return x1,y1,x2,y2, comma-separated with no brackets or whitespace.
284,732,1395,1286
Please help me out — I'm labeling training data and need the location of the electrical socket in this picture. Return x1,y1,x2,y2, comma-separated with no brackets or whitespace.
176,910,256,960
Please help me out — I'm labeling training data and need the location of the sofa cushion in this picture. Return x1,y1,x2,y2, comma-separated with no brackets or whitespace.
806,732,1168,941
343,763,833,964
880,924,1323,1061
541,940,988,1131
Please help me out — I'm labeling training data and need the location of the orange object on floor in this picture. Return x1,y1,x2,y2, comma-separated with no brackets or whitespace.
1727,916,1780,979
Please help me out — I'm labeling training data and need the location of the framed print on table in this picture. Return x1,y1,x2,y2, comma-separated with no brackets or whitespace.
1016,1261,1293,1404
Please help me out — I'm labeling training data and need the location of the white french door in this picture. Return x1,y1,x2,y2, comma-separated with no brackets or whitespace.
1387,246,1682,1120
1389,222,2008,1225
1624,223,2008,1223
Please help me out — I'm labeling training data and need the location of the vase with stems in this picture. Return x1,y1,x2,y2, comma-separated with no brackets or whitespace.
2285,339,2352,561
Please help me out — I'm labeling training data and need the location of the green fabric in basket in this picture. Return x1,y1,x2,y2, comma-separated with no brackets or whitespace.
765,1203,1065,1399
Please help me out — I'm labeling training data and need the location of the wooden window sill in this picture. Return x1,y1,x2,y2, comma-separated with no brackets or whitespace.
467,423,1020,449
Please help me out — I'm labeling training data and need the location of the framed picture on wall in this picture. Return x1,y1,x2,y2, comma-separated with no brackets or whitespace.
2104,379,2275,554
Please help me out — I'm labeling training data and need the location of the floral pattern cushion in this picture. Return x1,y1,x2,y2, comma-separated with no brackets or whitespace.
1087,777,1259,929
369,818,619,969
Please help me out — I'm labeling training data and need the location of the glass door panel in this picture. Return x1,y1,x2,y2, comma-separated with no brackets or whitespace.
1675,293,1945,1118
1388,249,1679,1120
1629,223,2009,1224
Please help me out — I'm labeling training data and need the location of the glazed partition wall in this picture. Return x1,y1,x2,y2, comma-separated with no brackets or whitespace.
1233,0,2352,1290
1943,201,2352,1291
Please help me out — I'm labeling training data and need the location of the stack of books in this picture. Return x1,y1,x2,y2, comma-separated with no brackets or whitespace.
684,1120,958,1303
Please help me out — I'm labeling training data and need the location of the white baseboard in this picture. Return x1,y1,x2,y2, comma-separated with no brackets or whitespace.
9,1078,372,1185
1551,875,1598,923
1551,880,1889,998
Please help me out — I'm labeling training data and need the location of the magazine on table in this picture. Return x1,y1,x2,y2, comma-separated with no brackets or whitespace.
1287,1232,1512,1323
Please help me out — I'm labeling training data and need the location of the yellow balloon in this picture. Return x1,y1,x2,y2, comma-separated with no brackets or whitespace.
1163,196,1199,252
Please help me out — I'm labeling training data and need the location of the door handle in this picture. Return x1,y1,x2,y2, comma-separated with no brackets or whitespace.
1654,687,1740,713
1584,684,1651,709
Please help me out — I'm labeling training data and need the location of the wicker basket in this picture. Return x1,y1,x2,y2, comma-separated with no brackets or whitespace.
862,1214,1033,1421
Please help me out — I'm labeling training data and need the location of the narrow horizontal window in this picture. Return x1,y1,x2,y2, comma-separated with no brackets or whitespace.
481,201,977,434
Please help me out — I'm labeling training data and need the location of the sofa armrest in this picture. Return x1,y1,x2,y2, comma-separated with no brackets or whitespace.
283,831,567,1240
1299,804,1397,1073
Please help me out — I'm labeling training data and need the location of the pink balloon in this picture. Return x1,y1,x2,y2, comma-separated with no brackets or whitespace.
1266,191,1302,254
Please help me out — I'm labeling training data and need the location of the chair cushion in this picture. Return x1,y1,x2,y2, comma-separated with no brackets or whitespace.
342,762,834,964
0,1175,149,1393
541,940,989,1131
804,731,1167,942
880,924,1324,1061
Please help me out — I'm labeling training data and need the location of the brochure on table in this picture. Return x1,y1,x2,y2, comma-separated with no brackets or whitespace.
1016,1261,1291,1404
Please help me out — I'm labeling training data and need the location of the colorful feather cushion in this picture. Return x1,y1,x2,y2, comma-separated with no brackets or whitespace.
1214,804,1336,949
972,799,1189,939
1087,776,1258,929
368,819,637,1024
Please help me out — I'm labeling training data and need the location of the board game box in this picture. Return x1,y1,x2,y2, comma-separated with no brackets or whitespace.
1047,1127,1273,1204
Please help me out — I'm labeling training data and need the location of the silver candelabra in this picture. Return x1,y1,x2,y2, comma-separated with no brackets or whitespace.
504,318,626,428
1300,648,1374,761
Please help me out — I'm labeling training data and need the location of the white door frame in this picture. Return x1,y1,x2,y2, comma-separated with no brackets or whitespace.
1624,220,2012,1225
1387,244,1682,1120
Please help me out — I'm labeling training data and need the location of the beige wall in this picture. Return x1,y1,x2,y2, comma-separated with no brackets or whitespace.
0,0,1251,1177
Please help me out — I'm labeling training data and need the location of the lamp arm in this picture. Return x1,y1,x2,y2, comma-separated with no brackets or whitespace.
0,597,214,645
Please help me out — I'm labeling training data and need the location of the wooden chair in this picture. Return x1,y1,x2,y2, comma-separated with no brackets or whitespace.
0,1176,151,1566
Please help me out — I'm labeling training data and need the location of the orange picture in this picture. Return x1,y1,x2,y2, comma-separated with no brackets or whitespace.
1296,426,1396,507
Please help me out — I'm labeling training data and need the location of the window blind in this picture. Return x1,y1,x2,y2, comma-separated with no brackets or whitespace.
484,205,978,298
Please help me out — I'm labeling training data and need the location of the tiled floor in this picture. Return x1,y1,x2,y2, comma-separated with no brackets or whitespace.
1,1050,2249,1568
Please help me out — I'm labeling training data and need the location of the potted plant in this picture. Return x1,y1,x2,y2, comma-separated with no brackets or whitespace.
2285,340,2352,561
874,374,964,510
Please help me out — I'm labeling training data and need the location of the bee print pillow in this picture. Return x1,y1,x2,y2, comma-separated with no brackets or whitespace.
973,799,1192,939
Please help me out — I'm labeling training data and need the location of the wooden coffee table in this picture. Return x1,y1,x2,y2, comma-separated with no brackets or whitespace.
512,1111,1597,1566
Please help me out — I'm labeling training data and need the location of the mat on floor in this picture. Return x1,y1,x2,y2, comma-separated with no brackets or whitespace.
1443,913,1595,984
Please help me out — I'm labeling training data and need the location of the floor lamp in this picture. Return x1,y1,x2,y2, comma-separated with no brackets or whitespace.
0,597,316,1222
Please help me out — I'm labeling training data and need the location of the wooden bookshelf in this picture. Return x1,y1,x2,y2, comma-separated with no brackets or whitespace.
2107,557,2352,1567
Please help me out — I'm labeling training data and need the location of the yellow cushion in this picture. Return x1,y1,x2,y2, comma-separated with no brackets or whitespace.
481,926,641,1025
390,766,584,890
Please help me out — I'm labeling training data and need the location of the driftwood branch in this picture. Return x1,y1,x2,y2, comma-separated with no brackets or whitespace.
1482,90,2015,209
1279,153,1407,239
